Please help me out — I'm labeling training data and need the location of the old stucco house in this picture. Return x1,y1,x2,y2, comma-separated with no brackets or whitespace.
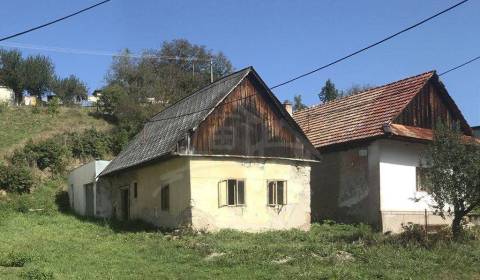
293,71,479,233
97,67,318,232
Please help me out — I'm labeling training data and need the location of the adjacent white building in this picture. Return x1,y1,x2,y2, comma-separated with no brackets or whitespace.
68,160,110,217
294,71,479,232
0,86,15,105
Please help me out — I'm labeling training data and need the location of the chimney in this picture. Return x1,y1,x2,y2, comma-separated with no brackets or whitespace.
283,100,293,115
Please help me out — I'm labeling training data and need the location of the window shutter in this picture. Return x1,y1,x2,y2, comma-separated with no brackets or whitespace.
218,180,227,207
268,181,275,205
237,180,245,205
277,181,284,205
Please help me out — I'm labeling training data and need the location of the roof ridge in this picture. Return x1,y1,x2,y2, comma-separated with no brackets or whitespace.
294,70,436,114
151,66,252,120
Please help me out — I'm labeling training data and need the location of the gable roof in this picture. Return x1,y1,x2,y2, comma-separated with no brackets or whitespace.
101,66,317,176
293,71,442,148
101,67,251,176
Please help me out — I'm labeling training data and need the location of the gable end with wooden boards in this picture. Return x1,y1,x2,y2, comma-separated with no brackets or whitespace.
188,70,319,160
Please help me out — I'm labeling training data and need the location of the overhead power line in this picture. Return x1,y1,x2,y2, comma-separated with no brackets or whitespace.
0,0,111,42
439,55,480,76
0,41,212,61
269,0,470,90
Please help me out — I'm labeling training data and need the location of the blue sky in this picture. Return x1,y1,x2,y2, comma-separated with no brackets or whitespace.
0,0,478,125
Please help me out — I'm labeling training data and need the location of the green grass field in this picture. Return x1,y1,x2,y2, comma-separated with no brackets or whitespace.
1,180,479,280
0,106,112,158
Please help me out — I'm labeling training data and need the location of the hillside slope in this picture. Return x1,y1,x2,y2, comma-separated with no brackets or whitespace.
0,107,112,157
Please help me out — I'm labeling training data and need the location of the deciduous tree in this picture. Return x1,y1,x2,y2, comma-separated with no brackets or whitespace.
422,123,480,238
0,49,25,105
52,75,88,105
23,55,55,99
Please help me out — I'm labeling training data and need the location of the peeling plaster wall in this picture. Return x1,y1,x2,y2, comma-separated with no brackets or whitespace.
311,145,380,227
100,157,191,228
189,157,311,232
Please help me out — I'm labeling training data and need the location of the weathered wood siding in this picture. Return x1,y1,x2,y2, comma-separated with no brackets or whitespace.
394,80,471,134
191,76,315,159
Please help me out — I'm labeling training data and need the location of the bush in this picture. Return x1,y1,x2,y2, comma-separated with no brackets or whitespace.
31,138,70,174
23,267,54,280
0,101,9,113
47,97,60,116
0,164,35,193
67,128,111,159
0,251,33,267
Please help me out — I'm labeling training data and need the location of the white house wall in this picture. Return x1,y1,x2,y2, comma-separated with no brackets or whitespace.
376,139,450,232
0,86,14,105
67,160,110,216
68,161,96,215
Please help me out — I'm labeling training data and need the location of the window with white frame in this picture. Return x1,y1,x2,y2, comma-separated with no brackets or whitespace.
218,179,245,207
267,180,287,206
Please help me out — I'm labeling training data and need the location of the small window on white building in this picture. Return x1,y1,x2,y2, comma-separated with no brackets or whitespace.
218,179,245,207
267,181,287,206
416,167,431,193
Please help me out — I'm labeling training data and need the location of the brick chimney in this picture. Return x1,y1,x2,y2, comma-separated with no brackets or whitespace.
283,100,293,115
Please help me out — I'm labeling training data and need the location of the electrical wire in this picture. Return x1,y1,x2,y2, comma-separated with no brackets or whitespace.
269,0,469,90
0,0,111,42
0,41,213,61
439,55,480,76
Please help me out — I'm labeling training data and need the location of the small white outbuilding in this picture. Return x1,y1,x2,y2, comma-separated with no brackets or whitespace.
68,160,110,217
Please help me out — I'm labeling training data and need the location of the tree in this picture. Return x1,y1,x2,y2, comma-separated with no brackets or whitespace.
293,95,307,111
0,49,25,105
344,84,373,96
52,75,88,105
422,123,480,238
23,55,55,99
318,79,340,103
100,39,234,138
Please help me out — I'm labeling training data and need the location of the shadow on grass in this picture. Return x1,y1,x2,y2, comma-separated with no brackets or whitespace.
54,190,161,233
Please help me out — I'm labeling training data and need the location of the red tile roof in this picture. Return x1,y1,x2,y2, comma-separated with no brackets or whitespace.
293,71,436,148
389,124,480,144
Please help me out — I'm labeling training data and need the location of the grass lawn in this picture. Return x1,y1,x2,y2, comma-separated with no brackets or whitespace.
1,180,479,280
0,106,112,158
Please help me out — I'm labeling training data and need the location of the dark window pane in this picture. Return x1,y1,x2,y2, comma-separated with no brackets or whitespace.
161,185,170,211
277,181,284,205
134,183,138,198
237,180,245,205
227,180,236,205
268,182,275,205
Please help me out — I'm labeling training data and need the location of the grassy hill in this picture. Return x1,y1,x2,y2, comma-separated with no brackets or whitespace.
0,106,112,158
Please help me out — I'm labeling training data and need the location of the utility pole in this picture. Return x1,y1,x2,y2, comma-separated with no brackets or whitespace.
210,58,213,83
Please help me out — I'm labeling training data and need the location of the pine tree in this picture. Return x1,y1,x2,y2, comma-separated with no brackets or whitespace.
318,79,340,103
293,95,307,111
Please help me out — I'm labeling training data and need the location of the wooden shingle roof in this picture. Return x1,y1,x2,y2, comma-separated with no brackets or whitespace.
101,67,251,176
293,71,436,148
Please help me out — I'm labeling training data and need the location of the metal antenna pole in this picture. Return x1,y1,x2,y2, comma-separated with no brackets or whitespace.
210,58,213,83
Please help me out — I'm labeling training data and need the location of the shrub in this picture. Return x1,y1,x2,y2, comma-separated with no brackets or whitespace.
10,140,38,168
0,164,35,194
30,138,70,174
23,267,54,280
47,97,60,116
0,251,33,267
31,105,41,114
0,101,9,113
67,128,111,159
